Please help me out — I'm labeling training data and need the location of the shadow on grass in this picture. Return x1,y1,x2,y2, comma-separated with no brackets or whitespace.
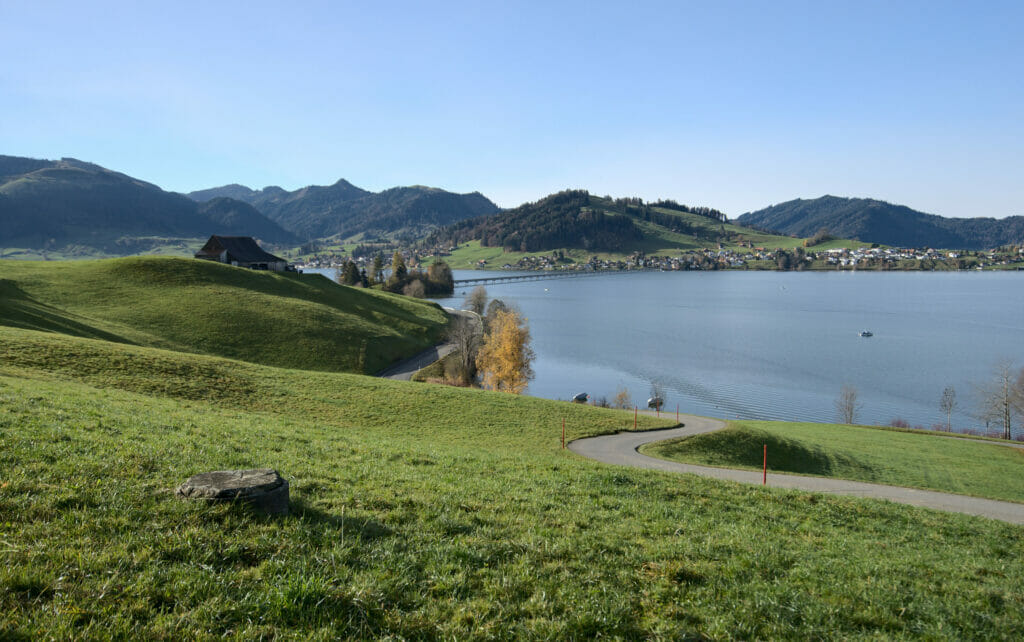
658,427,874,478
290,498,393,542
0,280,130,344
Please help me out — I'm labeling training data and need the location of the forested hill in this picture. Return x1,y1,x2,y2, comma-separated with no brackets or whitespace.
737,195,1024,249
0,155,297,252
189,180,500,241
424,191,636,252
426,191,738,253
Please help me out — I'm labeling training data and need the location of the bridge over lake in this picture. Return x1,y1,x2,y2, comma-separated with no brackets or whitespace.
454,269,655,287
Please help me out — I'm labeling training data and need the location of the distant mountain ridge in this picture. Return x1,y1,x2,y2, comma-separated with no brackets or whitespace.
737,196,1024,250
188,180,500,240
0,155,297,252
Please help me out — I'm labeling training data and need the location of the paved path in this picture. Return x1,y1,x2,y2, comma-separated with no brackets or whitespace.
568,414,1024,525
378,308,479,381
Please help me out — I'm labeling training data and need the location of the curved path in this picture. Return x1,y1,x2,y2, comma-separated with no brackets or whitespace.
378,308,480,380
569,414,1024,525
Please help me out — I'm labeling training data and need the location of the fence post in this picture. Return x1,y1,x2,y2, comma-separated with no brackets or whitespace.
763,444,767,485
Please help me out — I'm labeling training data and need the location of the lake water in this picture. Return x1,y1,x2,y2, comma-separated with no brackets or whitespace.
312,268,1023,435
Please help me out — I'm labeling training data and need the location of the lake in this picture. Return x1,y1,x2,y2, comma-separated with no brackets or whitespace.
314,268,1023,435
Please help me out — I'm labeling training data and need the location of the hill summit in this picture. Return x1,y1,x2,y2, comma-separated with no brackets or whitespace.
737,195,1024,249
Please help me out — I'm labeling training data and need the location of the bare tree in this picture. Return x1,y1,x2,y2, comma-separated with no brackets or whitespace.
447,313,481,385
402,279,426,298
612,387,632,409
939,386,957,432
835,384,862,424
976,361,1020,440
464,285,488,315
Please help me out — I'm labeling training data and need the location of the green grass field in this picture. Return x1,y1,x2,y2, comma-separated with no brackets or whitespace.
2,326,1023,638
641,421,1024,503
0,257,447,374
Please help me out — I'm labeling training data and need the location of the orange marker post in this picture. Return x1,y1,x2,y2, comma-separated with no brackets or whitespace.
763,444,767,485
676,404,679,422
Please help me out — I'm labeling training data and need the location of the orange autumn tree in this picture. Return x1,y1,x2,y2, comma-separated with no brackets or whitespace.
476,308,535,393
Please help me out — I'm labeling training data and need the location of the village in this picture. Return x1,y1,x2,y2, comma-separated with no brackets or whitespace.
491,245,1024,272
290,243,1024,274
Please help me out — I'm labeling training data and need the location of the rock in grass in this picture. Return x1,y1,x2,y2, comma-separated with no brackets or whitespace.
176,469,289,515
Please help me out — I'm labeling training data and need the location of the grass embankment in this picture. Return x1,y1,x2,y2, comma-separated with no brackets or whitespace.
641,421,1024,503
0,256,447,374
2,327,1023,638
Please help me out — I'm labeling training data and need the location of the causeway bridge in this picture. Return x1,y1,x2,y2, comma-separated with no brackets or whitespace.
454,269,655,287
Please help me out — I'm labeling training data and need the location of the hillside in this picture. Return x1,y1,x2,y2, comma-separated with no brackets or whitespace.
428,190,818,264
428,190,643,252
738,195,1024,249
0,155,297,255
189,180,500,241
0,256,447,373
2,325,1023,638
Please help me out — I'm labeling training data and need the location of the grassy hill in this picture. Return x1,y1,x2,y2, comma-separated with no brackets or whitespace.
738,195,1024,250
1,326,1023,638
641,421,1024,503
433,193,856,269
0,256,447,374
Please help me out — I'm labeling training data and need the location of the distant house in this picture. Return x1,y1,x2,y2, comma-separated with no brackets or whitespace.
194,235,288,272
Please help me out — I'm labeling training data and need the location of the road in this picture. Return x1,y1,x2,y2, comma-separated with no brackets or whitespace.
568,414,1024,525
378,308,480,381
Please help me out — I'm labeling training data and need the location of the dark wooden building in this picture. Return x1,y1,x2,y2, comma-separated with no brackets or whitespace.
194,235,288,271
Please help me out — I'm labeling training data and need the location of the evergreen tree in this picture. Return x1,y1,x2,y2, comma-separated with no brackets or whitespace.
391,251,407,281
426,258,454,295
338,260,360,285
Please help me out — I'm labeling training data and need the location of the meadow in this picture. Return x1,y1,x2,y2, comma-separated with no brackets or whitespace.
0,257,447,374
2,325,1023,639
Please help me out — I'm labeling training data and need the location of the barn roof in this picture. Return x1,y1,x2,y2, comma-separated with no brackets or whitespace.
196,235,285,263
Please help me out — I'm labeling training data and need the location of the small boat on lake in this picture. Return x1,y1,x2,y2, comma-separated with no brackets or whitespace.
859,330,873,337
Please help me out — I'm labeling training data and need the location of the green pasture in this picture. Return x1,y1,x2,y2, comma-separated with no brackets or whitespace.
0,256,447,374
641,420,1024,503
0,327,1022,638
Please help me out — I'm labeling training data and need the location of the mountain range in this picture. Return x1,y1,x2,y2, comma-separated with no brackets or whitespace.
3,154,1023,257
738,196,1024,250
187,181,499,241
0,155,296,252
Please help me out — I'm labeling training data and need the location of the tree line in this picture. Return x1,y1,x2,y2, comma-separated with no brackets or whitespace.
836,361,1024,441
337,252,454,297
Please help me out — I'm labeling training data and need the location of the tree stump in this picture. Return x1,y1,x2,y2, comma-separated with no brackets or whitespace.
176,469,289,515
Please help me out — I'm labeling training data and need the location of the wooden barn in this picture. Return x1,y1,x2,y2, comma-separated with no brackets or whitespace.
194,235,288,271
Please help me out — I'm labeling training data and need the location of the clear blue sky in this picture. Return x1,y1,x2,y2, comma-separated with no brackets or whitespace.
2,1,1021,217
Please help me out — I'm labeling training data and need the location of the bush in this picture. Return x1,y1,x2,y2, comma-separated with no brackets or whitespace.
403,279,426,298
